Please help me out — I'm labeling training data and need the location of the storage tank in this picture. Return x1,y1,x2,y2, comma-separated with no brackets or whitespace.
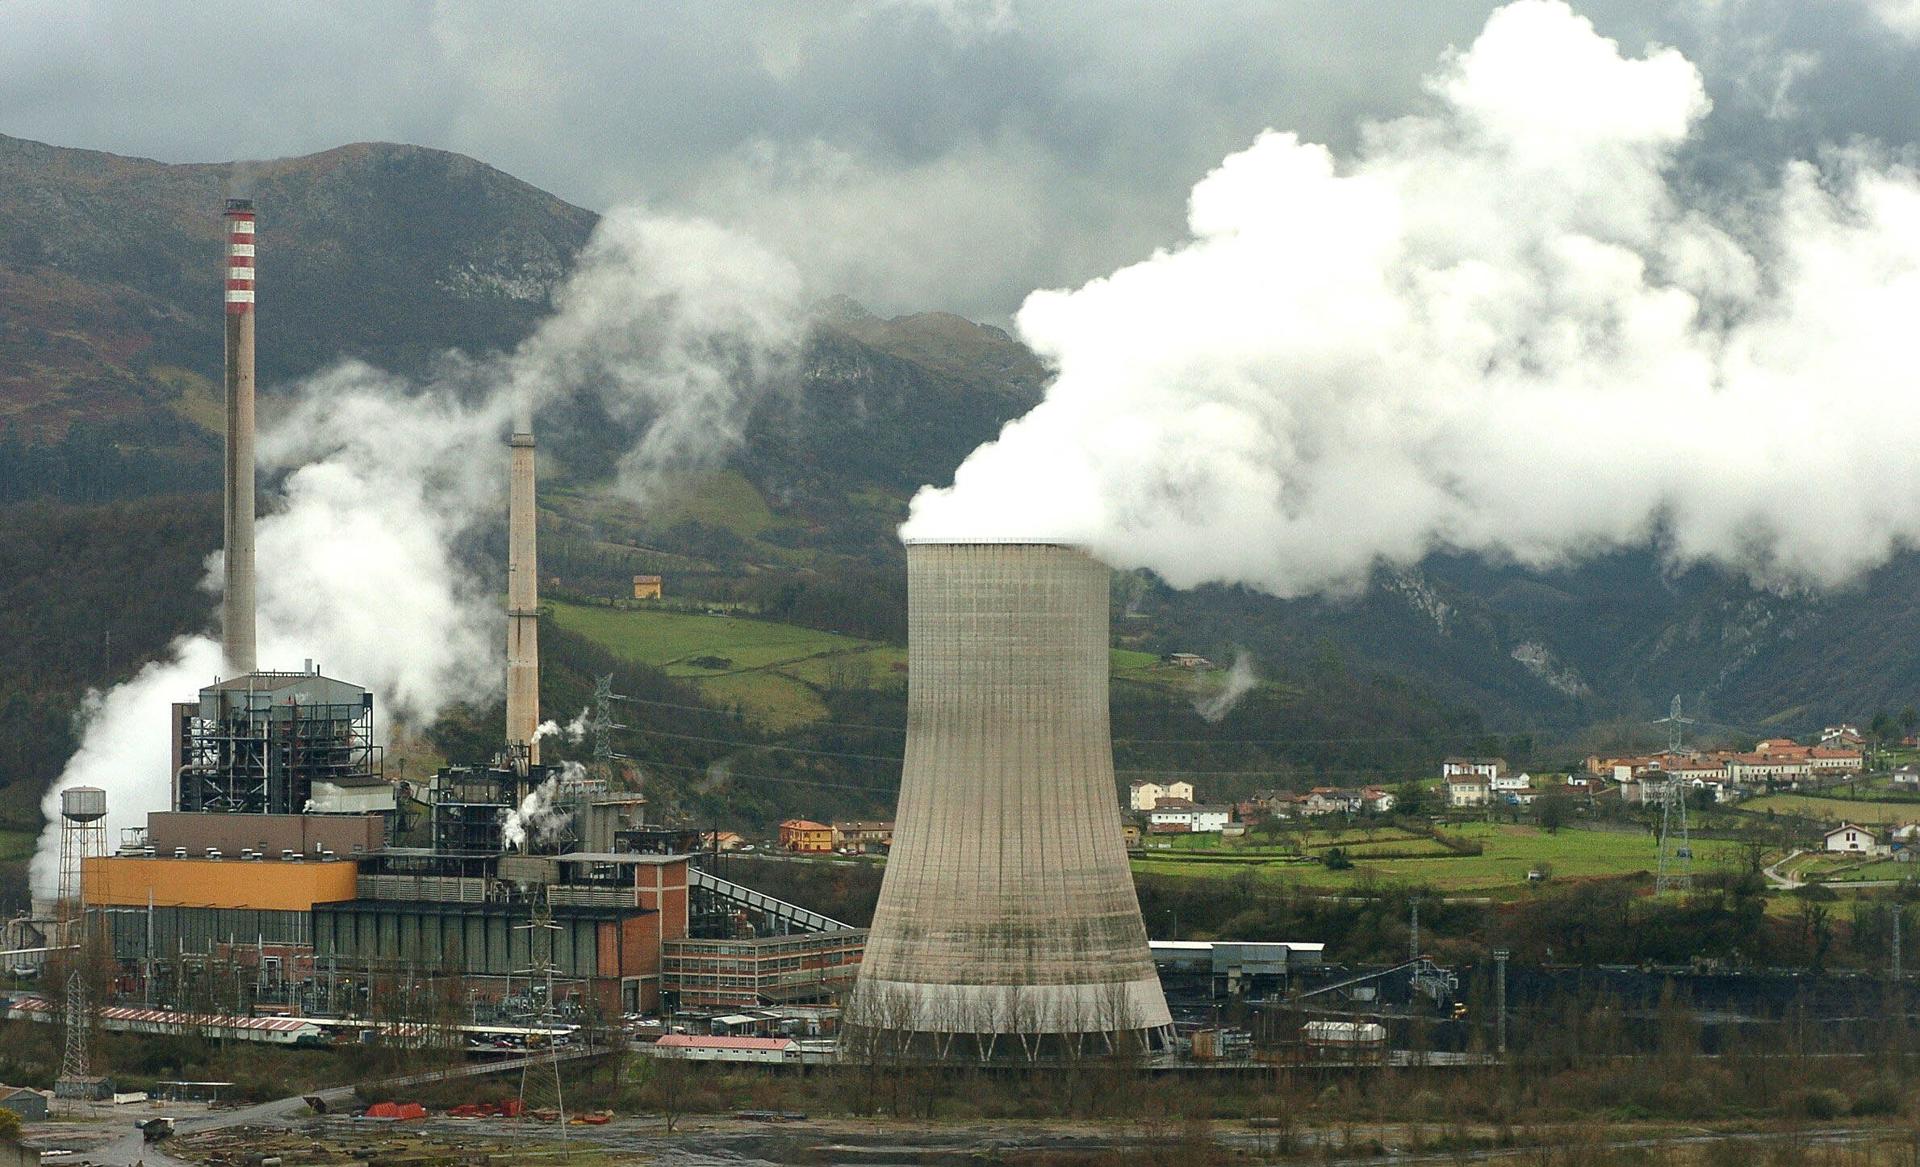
847,541,1172,1059
60,786,107,823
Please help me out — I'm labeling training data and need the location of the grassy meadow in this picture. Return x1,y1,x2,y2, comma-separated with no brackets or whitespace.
1132,821,1746,896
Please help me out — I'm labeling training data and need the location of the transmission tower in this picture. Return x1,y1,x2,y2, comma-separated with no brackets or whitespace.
1656,778,1694,893
60,970,90,1083
590,674,628,782
1653,694,1696,755
516,890,568,1147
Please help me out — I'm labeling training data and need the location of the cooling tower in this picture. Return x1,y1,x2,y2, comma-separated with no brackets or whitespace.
505,427,540,763
221,198,258,675
849,541,1172,1059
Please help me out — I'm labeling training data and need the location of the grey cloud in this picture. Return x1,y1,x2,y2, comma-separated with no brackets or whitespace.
3,1,1920,319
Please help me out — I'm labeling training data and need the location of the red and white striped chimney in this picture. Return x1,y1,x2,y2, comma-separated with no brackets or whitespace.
221,198,258,675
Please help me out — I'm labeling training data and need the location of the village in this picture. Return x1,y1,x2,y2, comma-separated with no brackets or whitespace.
762,722,1920,893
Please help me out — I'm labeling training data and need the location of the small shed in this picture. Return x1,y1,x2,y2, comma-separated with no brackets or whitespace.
0,1085,48,1121
53,1075,112,1101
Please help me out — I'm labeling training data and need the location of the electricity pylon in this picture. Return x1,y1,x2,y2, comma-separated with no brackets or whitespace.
1657,778,1693,893
516,890,568,1150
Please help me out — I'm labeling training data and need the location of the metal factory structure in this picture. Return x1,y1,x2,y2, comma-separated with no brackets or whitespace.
848,541,1173,1059
171,668,379,815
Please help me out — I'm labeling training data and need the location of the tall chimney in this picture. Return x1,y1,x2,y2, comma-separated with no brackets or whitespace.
221,198,257,676
847,541,1173,1059
506,426,540,763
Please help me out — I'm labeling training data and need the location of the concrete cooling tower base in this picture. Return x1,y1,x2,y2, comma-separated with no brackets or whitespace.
846,541,1173,1062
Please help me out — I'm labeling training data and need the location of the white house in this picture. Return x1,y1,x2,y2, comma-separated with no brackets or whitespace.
1491,772,1534,802
1894,765,1920,789
1825,823,1879,855
1442,757,1505,781
1148,800,1231,833
1129,779,1196,812
1360,787,1396,813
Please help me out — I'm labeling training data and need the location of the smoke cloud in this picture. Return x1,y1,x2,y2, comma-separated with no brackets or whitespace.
533,707,592,746
1192,651,1257,724
500,764,589,852
904,0,1920,600
32,209,802,895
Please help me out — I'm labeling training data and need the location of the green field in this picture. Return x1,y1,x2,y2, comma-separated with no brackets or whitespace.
1133,822,1745,895
553,600,1216,728
1745,793,1920,826
549,600,900,727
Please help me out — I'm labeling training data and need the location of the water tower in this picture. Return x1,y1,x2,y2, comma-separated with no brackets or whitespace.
56,787,108,922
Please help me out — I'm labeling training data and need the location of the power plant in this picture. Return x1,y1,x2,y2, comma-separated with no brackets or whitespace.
849,541,1174,1058
45,198,865,1029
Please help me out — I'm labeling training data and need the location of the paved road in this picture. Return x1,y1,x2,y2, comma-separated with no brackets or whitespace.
1764,848,1806,889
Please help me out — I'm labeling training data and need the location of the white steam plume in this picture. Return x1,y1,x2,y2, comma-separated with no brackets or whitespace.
1192,651,1257,724
533,706,592,746
32,210,802,895
501,763,591,852
905,0,1920,600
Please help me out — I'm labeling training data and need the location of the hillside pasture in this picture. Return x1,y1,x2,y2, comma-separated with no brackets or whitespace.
1132,822,1746,895
549,600,899,728
1745,793,1920,826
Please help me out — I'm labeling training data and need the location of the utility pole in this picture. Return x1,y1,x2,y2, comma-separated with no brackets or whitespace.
1409,900,1420,962
1493,949,1509,1058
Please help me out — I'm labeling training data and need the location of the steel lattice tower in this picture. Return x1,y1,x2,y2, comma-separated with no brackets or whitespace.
60,970,90,1082
590,674,627,781
516,892,567,1148
1656,778,1693,893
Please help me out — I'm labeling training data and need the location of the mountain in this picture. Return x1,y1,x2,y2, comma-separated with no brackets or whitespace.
3,130,1917,763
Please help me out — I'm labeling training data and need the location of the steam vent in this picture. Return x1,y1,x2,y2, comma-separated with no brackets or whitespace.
849,541,1173,1059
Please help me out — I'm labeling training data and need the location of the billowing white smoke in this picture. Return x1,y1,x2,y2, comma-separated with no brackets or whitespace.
31,210,802,894
905,0,1920,599
1192,651,1257,724
533,707,592,746
500,762,591,852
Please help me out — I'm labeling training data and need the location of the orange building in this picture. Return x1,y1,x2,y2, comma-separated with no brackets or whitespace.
778,819,834,853
632,574,663,600
83,855,360,911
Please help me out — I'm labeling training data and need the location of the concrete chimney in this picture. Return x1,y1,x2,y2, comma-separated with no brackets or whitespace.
506,427,540,763
847,541,1173,1059
221,198,258,676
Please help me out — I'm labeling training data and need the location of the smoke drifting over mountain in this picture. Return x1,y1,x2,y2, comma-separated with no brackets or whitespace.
906,0,1920,598
30,210,802,894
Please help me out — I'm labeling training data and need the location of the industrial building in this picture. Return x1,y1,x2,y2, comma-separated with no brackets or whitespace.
170,670,379,815
849,541,1173,1059
64,197,865,1033
662,931,868,1009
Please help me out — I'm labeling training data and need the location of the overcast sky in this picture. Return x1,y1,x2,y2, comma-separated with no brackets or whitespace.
5,0,1919,320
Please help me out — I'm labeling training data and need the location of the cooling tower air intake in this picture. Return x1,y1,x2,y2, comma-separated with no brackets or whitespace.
847,541,1173,1060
